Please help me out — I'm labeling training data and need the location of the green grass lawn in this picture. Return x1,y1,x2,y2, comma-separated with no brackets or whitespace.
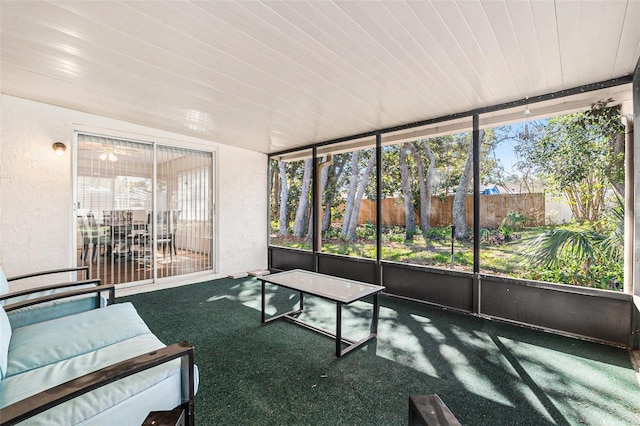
271,225,624,291
270,226,547,277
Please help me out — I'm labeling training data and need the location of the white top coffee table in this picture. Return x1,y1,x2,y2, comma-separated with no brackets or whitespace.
258,269,385,357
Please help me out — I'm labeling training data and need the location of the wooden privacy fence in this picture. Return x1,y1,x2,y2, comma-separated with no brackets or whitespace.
354,193,545,229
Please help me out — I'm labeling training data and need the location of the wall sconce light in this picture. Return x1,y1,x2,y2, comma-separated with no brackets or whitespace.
52,142,66,155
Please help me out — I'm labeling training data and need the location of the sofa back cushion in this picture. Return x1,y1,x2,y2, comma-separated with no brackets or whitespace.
0,304,11,379
0,266,8,305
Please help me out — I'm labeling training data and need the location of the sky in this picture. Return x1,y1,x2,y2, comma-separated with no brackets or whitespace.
491,122,527,177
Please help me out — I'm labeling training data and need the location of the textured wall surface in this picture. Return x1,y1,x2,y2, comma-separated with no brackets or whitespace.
0,95,267,292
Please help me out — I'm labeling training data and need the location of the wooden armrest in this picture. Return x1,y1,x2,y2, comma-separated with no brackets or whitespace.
7,266,89,282
0,279,102,302
3,284,115,312
0,341,195,426
409,394,461,426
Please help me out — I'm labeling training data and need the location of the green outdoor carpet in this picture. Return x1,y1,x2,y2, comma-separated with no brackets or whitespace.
119,277,640,425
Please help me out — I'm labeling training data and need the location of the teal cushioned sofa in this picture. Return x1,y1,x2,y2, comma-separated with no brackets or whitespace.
0,268,197,425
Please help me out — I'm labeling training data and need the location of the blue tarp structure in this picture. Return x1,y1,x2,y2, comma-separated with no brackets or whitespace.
481,186,500,195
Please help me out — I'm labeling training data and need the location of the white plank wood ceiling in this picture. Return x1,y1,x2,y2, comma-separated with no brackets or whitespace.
1,1,639,154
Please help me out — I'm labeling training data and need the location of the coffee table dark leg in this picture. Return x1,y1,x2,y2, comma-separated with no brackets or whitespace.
261,282,305,324
261,280,266,323
371,293,379,334
336,302,343,357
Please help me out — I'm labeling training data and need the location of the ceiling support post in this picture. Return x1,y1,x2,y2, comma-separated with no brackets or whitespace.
622,111,634,295
472,114,481,315
312,147,319,271
631,58,640,350
375,133,382,286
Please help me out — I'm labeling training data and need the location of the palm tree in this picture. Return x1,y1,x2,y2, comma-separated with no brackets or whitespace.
524,195,623,289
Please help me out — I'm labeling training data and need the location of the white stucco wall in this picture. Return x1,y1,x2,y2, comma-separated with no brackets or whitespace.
0,95,267,292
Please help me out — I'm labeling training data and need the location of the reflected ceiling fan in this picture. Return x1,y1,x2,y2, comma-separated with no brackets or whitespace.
78,141,140,162
99,150,119,162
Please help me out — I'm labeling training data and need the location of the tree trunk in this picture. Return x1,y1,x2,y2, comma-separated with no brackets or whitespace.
341,151,360,236
320,160,330,202
271,165,279,218
306,202,314,240
320,162,331,232
292,158,313,237
317,159,329,233
278,161,289,236
322,199,333,231
268,164,273,214
399,144,416,240
323,157,346,231
610,131,625,197
346,153,376,241
409,140,436,241
453,132,481,239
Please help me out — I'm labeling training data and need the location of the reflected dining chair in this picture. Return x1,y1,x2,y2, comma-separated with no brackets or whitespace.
80,212,112,263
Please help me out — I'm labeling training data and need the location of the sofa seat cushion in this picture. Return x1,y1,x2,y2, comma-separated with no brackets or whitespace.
6,302,150,377
0,333,199,425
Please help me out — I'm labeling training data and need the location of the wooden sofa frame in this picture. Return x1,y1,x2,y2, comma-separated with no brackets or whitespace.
0,273,195,425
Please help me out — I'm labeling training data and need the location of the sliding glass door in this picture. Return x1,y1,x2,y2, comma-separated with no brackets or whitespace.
156,145,214,279
76,133,214,286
